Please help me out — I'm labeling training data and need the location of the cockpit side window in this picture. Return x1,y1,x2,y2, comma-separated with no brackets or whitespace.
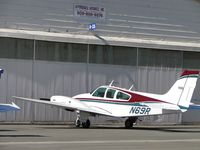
106,89,116,99
92,87,106,97
116,91,130,100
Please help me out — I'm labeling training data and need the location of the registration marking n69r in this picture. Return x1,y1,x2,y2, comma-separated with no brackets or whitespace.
129,106,151,115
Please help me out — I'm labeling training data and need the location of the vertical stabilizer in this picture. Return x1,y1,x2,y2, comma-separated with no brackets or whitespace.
164,70,199,111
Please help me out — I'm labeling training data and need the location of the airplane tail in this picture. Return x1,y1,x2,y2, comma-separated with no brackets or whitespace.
163,70,199,111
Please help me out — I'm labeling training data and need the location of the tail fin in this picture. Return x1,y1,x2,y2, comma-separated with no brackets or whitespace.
164,70,199,111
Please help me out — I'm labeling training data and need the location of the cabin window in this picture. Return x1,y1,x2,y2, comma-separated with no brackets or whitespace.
92,87,106,97
116,91,130,100
106,89,116,99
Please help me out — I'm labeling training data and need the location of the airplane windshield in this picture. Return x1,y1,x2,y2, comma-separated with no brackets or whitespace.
92,87,106,97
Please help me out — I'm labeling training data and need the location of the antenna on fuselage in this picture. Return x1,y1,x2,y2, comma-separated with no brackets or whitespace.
129,84,134,90
129,83,137,91
108,80,119,87
106,80,119,86
109,80,114,86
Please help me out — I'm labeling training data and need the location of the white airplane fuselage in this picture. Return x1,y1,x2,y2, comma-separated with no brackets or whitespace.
73,90,180,118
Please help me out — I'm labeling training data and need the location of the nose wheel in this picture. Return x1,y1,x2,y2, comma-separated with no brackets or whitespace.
75,119,90,128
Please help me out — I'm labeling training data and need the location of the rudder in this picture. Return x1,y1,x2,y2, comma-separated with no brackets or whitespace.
177,70,199,111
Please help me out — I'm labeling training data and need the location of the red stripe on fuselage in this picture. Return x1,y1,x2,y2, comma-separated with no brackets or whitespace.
181,70,199,77
129,92,166,103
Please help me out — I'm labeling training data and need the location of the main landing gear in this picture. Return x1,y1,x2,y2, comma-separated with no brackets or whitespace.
75,111,91,128
125,117,138,129
75,118,91,128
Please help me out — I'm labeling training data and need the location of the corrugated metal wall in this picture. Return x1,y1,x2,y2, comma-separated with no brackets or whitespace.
0,58,185,124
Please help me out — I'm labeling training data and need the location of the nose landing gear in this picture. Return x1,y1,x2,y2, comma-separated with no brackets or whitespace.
75,111,91,128
75,118,91,128
75,118,81,127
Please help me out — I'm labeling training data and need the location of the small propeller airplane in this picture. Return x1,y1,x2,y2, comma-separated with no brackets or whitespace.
0,69,20,112
14,70,200,128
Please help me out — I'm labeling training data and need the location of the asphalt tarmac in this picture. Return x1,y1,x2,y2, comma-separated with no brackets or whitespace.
0,124,200,150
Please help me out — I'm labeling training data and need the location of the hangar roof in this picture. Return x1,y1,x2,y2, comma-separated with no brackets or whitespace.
0,0,200,51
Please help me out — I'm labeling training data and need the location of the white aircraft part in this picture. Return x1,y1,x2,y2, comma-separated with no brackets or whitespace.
177,77,198,109
134,73,198,112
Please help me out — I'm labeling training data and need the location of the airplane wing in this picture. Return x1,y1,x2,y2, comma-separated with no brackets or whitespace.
13,96,112,116
0,102,20,112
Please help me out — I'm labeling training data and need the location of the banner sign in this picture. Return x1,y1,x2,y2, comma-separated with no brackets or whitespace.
74,4,106,19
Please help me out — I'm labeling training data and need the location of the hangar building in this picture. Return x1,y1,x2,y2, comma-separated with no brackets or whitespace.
0,0,200,124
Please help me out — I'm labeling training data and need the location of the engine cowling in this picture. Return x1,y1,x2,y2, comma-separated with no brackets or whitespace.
50,96,69,103
49,95,91,112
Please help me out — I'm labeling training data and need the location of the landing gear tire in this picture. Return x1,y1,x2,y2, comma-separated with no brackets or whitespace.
75,119,81,128
125,119,133,129
82,119,90,128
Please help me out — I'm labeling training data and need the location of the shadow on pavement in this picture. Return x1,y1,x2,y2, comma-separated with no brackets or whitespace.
0,134,46,137
38,125,200,133
0,129,16,132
